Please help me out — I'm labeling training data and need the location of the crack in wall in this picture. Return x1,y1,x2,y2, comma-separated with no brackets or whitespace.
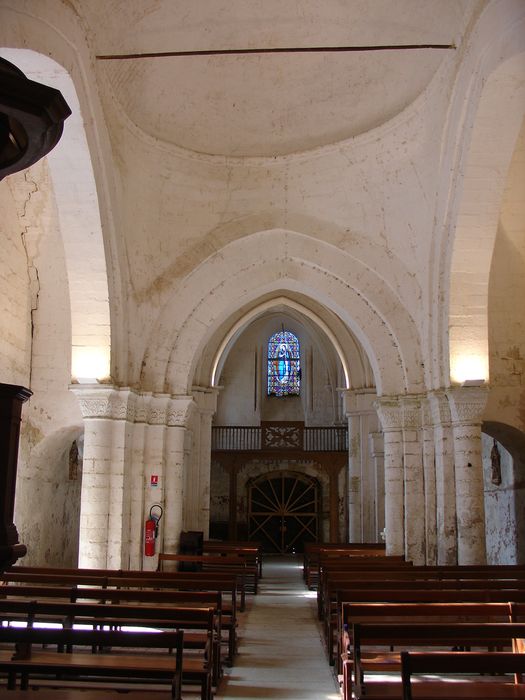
19,170,41,388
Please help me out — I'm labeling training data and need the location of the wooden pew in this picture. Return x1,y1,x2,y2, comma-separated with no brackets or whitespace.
330,588,525,670
317,559,415,618
303,543,387,589
156,552,259,595
350,621,525,699
0,626,184,699
3,566,245,614
0,582,227,677
324,580,525,664
319,565,525,629
400,650,525,700
0,598,215,698
203,541,263,579
2,571,240,665
111,575,240,663
339,601,522,682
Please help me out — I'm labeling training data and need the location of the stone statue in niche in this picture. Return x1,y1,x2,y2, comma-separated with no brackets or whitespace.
491,438,502,486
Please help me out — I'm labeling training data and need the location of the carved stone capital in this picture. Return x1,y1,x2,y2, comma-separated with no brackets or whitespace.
341,388,377,416
399,395,423,430
192,387,219,415
446,385,489,426
70,385,135,421
420,396,433,429
70,387,196,428
427,390,451,426
148,394,171,425
167,396,195,427
374,397,403,432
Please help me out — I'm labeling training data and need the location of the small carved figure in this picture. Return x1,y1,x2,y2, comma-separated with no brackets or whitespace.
491,438,502,486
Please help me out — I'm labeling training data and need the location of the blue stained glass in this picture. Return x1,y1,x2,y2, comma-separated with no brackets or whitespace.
267,331,300,396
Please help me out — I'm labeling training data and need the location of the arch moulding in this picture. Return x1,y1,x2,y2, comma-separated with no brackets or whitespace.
140,229,425,398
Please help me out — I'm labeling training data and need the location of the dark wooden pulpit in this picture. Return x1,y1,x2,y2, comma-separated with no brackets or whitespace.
0,382,32,572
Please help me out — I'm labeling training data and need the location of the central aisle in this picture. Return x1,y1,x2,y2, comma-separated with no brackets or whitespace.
216,555,341,700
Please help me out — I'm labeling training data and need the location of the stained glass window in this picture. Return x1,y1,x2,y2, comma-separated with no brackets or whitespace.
267,330,300,396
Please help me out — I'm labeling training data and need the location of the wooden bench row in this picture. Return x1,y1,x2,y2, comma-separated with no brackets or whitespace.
328,583,525,666
400,650,525,700
0,625,185,698
0,582,236,667
156,553,259,594
317,562,525,623
311,557,525,699
4,568,245,624
6,565,248,612
203,540,263,579
347,621,525,699
302,542,387,589
1,578,238,670
319,564,525,664
0,597,217,696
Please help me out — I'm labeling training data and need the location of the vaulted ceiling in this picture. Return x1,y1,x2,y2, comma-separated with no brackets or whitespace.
75,0,478,157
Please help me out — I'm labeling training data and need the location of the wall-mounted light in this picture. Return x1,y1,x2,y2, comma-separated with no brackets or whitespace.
71,346,110,384
450,352,488,385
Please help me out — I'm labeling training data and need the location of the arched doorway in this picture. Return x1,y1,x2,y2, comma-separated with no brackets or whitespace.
248,470,319,553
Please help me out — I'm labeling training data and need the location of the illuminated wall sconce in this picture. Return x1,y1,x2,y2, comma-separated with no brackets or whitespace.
450,353,488,386
71,346,111,384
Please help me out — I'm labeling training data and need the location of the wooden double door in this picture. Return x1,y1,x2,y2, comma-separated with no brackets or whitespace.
248,470,319,554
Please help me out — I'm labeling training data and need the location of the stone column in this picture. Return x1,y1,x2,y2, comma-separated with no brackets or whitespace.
186,389,217,537
163,396,195,558
71,386,134,569
375,398,404,556
446,385,488,565
342,389,379,542
369,432,385,539
128,393,149,570
141,395,170,571
196,390,217,537
420,398,437,564
400,396,425,564
428,391,457,564
346,411,361,542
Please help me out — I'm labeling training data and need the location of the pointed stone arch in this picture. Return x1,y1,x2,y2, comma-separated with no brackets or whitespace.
434,2,525,387
140,228,424,397
0,2,127,382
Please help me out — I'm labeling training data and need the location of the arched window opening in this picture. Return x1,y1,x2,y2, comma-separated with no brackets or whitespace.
267,330,300,396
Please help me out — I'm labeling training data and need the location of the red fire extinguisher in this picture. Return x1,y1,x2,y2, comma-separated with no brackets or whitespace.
144,504,163,557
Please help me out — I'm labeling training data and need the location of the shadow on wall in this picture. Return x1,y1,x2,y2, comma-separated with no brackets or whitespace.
483,421,525,565
15,426,83,567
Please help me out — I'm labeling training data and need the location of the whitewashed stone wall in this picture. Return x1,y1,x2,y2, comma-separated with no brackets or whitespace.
0,173,32,386
215,313,343,427
483,434,525,564
486,121,525,432
15,430,82,566
3,161,84,567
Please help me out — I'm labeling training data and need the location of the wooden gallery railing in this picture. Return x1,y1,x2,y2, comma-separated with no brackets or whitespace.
211,422,348,453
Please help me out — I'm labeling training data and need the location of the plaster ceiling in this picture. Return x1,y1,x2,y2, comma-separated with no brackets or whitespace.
77,0,476,157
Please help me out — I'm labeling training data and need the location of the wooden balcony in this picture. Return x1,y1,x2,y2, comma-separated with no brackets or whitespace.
211,421,348,452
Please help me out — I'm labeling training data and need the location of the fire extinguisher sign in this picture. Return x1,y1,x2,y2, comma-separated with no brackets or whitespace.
150,475,159,487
